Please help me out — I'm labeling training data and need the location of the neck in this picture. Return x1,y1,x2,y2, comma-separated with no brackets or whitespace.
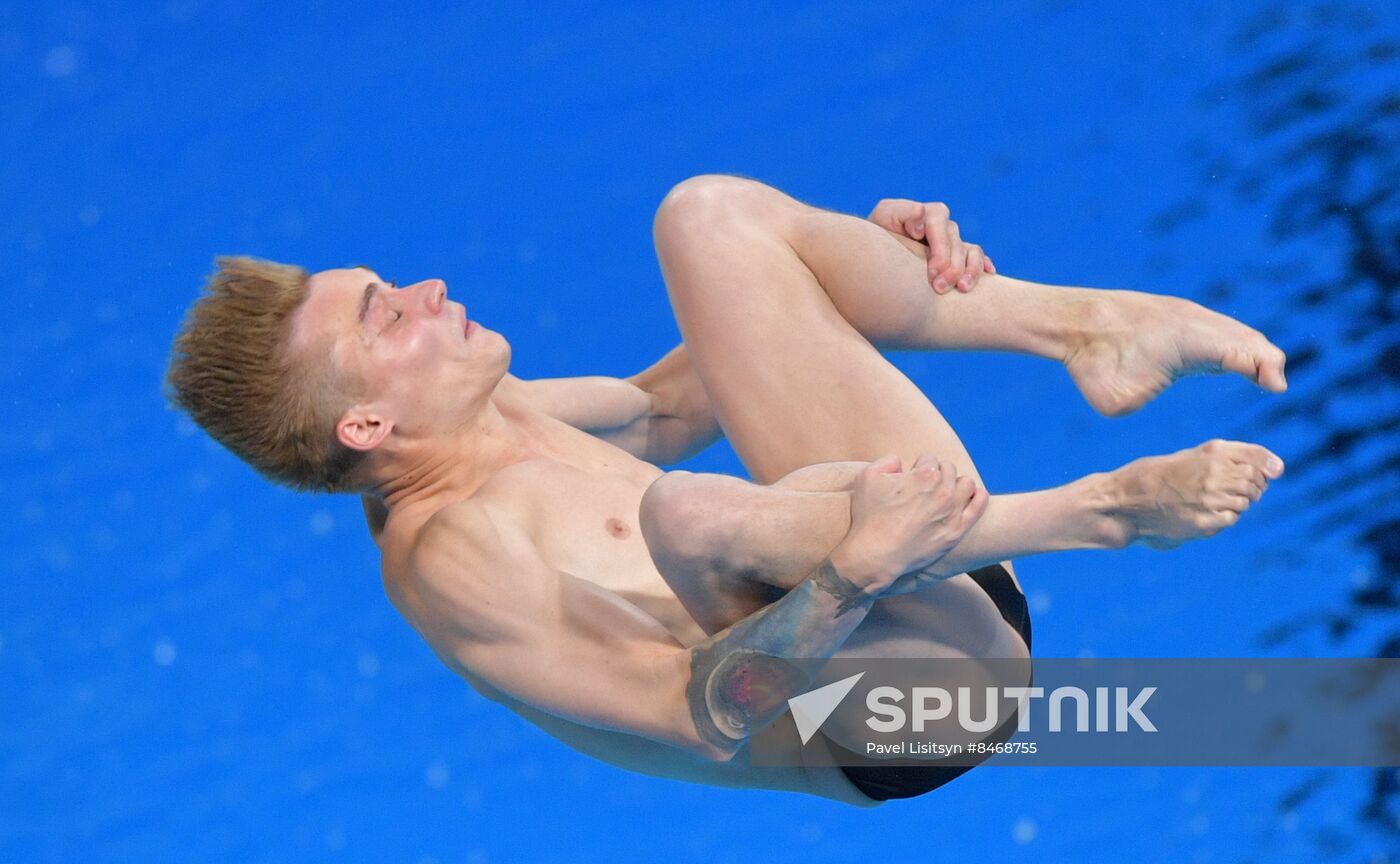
367,394,552,514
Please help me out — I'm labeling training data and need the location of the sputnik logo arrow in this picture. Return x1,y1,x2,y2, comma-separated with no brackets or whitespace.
787,672,865,744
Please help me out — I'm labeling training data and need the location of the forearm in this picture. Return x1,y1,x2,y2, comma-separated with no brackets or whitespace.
626,344,723,464
679,546,886,758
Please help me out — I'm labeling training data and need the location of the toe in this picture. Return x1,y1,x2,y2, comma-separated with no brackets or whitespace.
1217,493,1252,513
1228,462,1268,499
1233,474,1265,502
1220,337,1288,394
1257,344,1288,393
1219,346,1260,383
1224,441,1285,479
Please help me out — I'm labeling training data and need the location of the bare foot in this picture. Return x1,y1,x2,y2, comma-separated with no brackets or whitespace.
1100,439,1285,549
1064,291,1289,417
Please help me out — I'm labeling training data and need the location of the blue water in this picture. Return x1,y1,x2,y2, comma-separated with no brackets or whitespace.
3,1,1394,861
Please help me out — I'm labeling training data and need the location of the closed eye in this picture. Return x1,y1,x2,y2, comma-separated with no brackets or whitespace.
381,282,401,332
381,309,402,335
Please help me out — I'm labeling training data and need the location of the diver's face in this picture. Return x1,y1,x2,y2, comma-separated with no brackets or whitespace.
292,266,509,445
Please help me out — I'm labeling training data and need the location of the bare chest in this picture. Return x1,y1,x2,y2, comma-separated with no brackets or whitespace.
497,459,707,646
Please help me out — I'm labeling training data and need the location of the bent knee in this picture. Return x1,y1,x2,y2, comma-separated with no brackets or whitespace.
653,174,795,244
656,174,761,222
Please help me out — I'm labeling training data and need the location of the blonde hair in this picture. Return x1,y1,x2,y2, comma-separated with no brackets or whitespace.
165,256,367,492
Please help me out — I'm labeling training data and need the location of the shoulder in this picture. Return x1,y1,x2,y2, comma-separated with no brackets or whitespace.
384,453,568,576
409,497,532,582
389,499,529,639
386,460,577,641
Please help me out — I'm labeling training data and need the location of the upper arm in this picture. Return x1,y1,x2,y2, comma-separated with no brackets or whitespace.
404,502,719,759
625,344,722,464
500,367,720,465
499,372,652,432
497,373,656,456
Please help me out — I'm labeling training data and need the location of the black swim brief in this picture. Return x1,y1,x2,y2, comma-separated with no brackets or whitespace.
829,563,1033,802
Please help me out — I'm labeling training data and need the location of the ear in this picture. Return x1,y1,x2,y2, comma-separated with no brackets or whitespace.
336,407,394,453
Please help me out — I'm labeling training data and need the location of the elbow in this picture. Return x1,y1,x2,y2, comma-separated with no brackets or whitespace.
672,688,745,764
667,657,745,764
696,736,742,764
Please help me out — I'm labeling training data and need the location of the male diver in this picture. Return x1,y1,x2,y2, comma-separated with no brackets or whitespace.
166,176,1286,805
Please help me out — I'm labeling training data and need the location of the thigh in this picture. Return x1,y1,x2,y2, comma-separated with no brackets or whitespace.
651,181,1020,647
654,188,982,488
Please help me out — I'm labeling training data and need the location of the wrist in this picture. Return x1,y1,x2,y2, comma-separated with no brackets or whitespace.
827,538,897,594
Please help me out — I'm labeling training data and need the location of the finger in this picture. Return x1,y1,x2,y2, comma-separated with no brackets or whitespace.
903,209,927,242
923,203,952,292
941,220,967,290
960,244,985,292
912,466,942,489
953,475,977,504
873,197,918,233
911,458,942,486
933,463,958,497
866,454,903,475
869,199,919,234
961,484,990,525
911,452,941,471
984,255,996,274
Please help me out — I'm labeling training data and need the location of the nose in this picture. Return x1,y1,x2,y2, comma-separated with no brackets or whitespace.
419,279,446,314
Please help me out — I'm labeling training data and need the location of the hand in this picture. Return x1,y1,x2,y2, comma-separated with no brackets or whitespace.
834,454,988,595
867,198,996,294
